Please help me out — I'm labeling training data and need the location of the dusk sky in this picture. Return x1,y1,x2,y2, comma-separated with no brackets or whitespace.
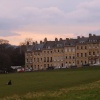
0,0,100,45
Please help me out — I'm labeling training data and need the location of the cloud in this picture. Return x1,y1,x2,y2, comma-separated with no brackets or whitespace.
0,0,100,31
0,31,20,37
66,0,100,24
92,29,100,35
0,0,100,45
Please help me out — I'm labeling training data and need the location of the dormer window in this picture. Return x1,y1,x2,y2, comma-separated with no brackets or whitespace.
57,44,62,47
80,41,84,43
89,40,92,42
46,46,50,49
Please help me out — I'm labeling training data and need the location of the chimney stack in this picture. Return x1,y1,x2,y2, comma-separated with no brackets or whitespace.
59,38,62,41
89,33,92,37
77,36,80,39
44,37,47,43
66,38,69,40
55,37,58,41
40,40,42,44
93,34,96,36
82,36,84,38
35,41,38,44
27,41,29,45
33,42,35,45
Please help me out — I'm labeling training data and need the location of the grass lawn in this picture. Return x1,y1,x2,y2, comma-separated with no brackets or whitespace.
0,66,100,100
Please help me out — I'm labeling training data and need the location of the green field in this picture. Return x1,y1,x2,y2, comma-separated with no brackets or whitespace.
0,66,100,100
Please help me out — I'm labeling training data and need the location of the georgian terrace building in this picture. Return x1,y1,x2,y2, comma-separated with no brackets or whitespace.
25,34,100,70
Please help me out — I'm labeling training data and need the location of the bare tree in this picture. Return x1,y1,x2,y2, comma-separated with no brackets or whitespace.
0,39,9,44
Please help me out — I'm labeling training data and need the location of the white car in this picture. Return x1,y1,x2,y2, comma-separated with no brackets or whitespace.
92,63,100,66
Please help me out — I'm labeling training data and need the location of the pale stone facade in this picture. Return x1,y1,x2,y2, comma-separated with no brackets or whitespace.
25,34,100,70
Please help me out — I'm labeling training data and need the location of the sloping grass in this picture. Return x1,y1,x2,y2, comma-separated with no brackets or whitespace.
0,66,100,100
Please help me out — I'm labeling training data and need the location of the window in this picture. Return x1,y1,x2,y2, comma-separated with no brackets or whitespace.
77,46,79,49
50,57,52,62
69,56,71,59
44,57,46,62
89,52,91,55
27,59,28,62
69,48,71,52
34,58,35,62
81,61,83,65
47,46,50,49
34,65,36,69
81,46,83,49
44,64,46,68
38,53,40,55
47,51,49,54
85,46,87,49
47,57,49,62
93,52,95,55
61,49,63,52
37,58,39,62
81,53,83,57
41,58,42,62
85,53,87,57
72,48,75,52
77,53,79,57
77,60,79,64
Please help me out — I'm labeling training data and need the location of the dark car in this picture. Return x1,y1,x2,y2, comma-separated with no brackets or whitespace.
0,70,5,73
0,67,16,74
46,66,54,70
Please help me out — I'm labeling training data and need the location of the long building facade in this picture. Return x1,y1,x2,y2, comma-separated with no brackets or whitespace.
25,34,100,70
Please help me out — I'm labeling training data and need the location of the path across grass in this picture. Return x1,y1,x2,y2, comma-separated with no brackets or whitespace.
0,66,100,100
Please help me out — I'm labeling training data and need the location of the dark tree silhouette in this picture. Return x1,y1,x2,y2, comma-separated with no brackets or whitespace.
0,39,26,71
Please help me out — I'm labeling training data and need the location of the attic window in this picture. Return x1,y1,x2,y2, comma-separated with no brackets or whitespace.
89,40,92,42
93,40,97,42
38,48,40,50
57,44,62,47
47,46,51,49
80,41,84,43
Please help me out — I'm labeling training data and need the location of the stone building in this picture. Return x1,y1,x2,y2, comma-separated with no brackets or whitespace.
25,34,100,71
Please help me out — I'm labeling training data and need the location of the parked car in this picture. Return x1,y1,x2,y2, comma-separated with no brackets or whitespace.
46,66,54,70
92,63,100,66
60,66,67,69
0,70,5,73
0,67,16,73
54,66,61,69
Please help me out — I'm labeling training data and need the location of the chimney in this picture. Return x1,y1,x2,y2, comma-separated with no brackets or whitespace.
93,34,96,36
40,40,42,44
55,38,58,41
66,38,69,40
33,42,35,45
77,36,80,39
35,41,38,44
89,33,92,37
44,37,47,43
59,38,62,41
27,41,29,45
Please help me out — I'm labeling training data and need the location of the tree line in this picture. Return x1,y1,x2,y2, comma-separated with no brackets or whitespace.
0,39,27,70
